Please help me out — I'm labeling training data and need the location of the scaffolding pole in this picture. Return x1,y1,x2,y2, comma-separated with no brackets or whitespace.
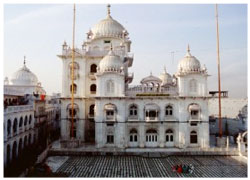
71,4,76,138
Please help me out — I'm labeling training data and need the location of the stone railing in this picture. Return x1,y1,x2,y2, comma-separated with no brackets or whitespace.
4,105,33,114
125,85,177,96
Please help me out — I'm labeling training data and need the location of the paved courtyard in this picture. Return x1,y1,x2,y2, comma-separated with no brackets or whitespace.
53,155,247,177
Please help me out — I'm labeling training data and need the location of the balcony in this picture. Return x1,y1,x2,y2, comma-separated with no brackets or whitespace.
125,73,134,84
124,53,134,67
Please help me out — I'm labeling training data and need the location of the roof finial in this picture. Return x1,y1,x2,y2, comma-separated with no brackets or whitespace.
24,56,26,65
107,4,111,17
150,71,152,76
187,44,190,52
163,65,167,73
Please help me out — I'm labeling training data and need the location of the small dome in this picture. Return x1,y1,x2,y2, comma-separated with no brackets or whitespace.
178,45,201,74
91,5,127,39
141,72,162,85
99,49,123,72
159,67,172,85
10,62,38,86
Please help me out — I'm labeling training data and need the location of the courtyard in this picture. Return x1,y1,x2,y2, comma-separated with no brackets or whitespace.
47,155,247,177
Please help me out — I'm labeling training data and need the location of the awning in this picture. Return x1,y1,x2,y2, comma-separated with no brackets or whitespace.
104,104,117,111
188,104,200,112
145,103,160,110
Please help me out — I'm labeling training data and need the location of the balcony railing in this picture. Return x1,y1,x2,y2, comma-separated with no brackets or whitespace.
128,116,139,121
4,105,33,114
106,116,116,121
145,117,159,122
125,85,178,96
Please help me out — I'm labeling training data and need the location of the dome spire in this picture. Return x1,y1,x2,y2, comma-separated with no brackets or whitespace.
107,4,111,18
187,44,190,52
23,56,26,65
163,65,167,73
186,44,192,57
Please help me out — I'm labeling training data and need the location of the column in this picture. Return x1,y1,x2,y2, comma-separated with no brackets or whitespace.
139,123,145,148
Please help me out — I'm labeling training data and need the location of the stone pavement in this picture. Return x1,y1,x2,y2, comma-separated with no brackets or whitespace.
55,155,247,177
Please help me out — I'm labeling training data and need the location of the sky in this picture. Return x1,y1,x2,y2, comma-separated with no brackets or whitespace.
3,4,248,98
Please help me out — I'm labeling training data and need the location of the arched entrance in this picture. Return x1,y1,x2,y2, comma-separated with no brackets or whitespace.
85,104,95,143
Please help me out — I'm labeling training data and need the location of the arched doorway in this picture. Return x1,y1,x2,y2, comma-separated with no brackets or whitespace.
145,129,158,147
85,104,95,143
165,129,174,147
128,129,138,147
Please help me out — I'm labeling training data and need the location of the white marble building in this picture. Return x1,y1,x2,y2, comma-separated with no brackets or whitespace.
4,60,60,168
59,5,210,149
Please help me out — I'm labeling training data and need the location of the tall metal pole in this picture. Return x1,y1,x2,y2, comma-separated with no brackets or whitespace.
215,4,222,138
71,4,76,138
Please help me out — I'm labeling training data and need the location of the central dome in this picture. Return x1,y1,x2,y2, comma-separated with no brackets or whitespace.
91,5,127,39
10,62,38,86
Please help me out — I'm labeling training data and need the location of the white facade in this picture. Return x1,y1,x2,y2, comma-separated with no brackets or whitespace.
59,5,210,149
4,61,60,167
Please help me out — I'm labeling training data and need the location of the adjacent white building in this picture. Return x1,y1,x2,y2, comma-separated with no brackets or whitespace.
4,60,60,168
59,5,210,149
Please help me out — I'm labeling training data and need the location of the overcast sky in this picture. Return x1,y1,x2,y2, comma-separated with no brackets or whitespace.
3,4,247,98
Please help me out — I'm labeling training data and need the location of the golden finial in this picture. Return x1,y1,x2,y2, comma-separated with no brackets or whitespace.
107,4,111,16
187,44,190,52
24,56,26,65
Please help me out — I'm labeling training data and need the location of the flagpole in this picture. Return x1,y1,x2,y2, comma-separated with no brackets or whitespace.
71,4,76,138
215,4,222,138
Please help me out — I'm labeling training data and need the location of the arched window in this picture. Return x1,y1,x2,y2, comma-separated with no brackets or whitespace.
166,129,174,142
29,115,32,124
190,131,198,144
70,83,77,94
90,64,97,73
24,116,28,126
90,84,96,94
69,62,79,80
7,119,11,136
106,80,114,94
146,129,158,142
13,118,17,134
165,105,173,116
89,104,95,116
129,104,138,117
67,103,79,118
129,129,138,142
19,117,23,127
189,79,197,93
